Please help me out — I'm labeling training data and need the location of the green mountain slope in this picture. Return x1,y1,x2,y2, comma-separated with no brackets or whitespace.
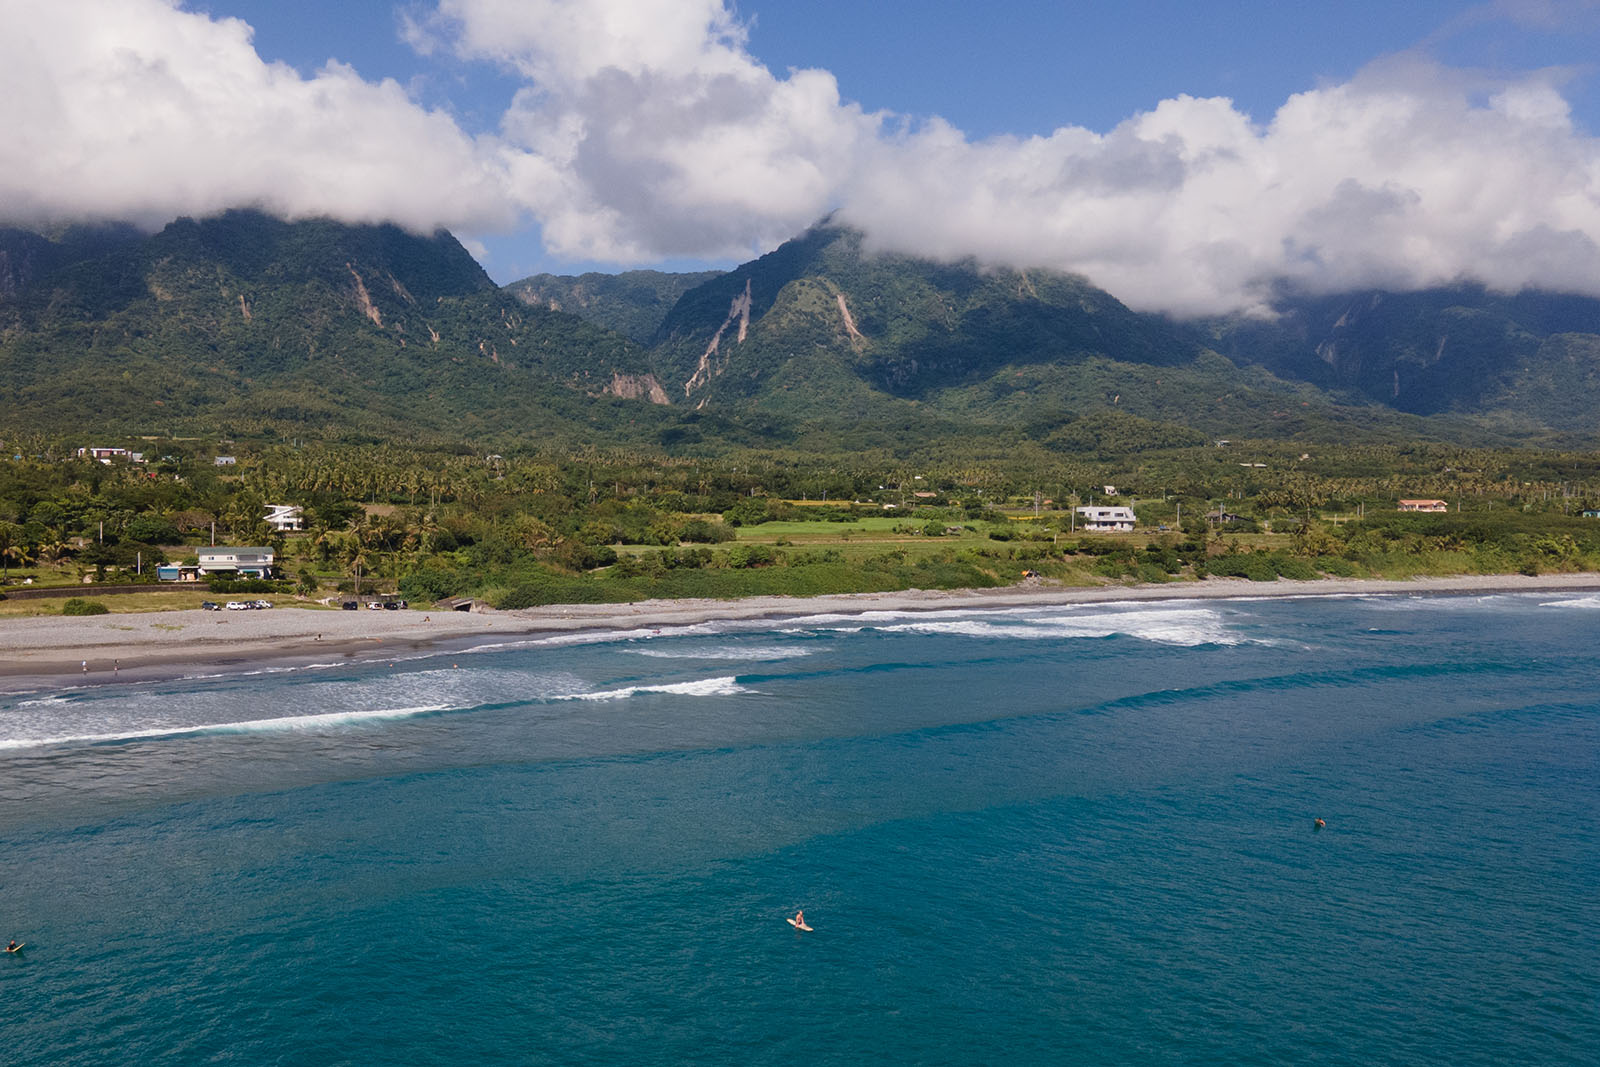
506,269,724,343
642,223,1458,443
8,211,1600,455
1206,286,1600,429
0,211,673,442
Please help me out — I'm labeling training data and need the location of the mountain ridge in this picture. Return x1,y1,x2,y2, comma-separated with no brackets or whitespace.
7,211,1600,453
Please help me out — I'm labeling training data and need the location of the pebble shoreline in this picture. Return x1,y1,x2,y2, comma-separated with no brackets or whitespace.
5,573,1600,691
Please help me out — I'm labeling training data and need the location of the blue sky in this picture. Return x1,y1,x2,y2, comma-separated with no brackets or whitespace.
212,1,1600,137
8,1,1600,313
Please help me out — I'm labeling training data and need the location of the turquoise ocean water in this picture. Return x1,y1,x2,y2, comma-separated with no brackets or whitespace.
1,592,1597,1065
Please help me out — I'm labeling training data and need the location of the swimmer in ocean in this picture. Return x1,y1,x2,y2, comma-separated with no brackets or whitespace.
1314,817,1326,832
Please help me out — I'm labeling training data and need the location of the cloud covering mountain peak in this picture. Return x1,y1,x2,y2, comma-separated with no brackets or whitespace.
5,0,1600,317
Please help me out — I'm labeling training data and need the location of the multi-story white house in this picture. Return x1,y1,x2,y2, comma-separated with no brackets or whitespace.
197,547,276,578
264,504,304,532
1075,506,1137,532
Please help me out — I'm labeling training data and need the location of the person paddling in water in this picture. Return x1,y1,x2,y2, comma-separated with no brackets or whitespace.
1314,817,1326,832
6,940,18,952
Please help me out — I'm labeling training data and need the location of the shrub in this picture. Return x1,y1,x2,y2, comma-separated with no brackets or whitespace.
679,520,734,544
1272,555,1321,581
62,598,110,616
1314,555,1360,578
724,543,776,569
1135,561,1173,583
1205,553,1279,581
207,578,290,594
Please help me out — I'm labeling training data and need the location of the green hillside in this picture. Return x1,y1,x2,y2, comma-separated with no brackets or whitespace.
643,223,1470,444
1206,286,1600,427
0,211,674,444
506,269,724,343
8,212,1600,456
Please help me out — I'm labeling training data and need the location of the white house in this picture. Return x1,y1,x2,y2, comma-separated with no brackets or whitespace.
1076,505,1137,532
1397,499,1448,513
197,546,275,578
264,504,304,532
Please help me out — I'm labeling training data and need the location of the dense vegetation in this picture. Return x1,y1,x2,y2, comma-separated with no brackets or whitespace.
13,211,1600,460
6,435,1600,614
506,269,725,344
9,211,1600,617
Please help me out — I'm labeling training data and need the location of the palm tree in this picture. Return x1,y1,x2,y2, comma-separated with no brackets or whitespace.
0,521,22,578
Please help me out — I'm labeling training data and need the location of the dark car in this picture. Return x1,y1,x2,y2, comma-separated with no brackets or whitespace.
341,600,359,610
201,601,220,611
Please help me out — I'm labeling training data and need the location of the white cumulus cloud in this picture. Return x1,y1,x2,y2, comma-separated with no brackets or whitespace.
416,0,1600,316
0,0,512,234
412,0,880,261
7,0,1600,318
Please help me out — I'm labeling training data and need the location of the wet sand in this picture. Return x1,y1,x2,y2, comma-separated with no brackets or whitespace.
5,573,1600,692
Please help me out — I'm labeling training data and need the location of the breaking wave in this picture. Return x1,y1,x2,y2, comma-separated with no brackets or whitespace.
0,703,456,752
872,607,1249,647
570,677,748,701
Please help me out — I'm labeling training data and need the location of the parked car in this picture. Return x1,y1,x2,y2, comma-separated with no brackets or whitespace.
226,601,252,611
201,601,220,611
341,601,359,611
367,601,384,610
253,599,273,609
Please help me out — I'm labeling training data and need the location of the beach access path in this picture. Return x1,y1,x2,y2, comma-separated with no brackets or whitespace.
5,572,1600,691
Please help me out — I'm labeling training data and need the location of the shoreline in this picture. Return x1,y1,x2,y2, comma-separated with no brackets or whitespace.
5,572,1600,693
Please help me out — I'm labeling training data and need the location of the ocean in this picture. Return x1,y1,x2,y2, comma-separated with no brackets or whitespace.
1,592,1596,1065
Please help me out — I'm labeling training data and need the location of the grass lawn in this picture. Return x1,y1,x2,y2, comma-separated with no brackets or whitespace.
734,517,917,539
0,588,332,618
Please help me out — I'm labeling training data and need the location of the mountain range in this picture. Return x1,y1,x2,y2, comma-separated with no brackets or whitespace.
5,209,1600,454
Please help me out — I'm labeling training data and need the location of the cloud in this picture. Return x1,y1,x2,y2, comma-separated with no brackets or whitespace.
414,0,879,262
846,57,1600,315
7,0,1600,318
0,0,512,234
417,1,1600,316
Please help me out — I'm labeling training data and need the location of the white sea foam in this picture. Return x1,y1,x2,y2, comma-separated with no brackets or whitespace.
570,676,748,701
627,645,811,662
0,703,455,751
13,694,76,708
1537,594,1600,610
877,607,1247,647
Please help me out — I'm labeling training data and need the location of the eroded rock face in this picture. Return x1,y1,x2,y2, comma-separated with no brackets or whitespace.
605,371,671,404
685,278,752,397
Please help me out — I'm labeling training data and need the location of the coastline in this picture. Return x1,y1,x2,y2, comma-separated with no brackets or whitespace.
5,572,1600,693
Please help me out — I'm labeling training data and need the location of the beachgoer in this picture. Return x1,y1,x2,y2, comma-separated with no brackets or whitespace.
1314,817,1326,832
81,660,87,673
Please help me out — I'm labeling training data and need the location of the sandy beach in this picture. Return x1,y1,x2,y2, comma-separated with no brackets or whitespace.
6,572,1600,691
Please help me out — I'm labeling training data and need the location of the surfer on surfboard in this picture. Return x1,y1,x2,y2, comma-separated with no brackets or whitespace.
6,940,21,953
788,910,812,931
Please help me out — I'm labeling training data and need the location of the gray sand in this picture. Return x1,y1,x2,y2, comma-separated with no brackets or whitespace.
5,573,1600,689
